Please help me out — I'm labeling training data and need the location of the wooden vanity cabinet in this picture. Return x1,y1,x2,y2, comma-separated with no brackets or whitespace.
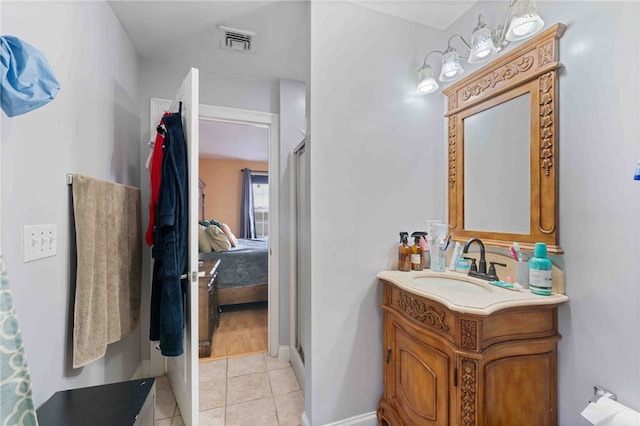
377,281,562,426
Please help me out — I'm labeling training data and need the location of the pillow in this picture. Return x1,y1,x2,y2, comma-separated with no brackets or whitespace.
198,225,213,253
220,223,238,248
205,225,231,252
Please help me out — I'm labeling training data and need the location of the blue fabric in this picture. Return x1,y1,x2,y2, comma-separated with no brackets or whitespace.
0,35,59,117
149,112,189,357
240,169,256,239
0,252,38,426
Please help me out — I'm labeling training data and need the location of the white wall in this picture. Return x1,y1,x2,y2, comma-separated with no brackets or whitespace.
1,1,140,407
279,79,306,346
443,1,640,424
308,2,446,423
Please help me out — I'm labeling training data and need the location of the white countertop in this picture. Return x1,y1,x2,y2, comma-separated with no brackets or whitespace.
377,269,569,315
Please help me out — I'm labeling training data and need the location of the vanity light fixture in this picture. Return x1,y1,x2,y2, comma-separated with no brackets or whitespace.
417,0,544,94
417,55,441,94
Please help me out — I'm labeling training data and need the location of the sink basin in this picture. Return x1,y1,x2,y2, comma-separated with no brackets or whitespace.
378,269,569,315
412,275,491,295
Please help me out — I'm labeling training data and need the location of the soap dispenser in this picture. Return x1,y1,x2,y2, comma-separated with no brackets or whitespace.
398,232,411,272
410,232,426,271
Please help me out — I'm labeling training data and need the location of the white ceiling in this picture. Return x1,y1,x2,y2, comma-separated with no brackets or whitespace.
109,1,309,82
199,120,269,162
109,0,476,161
352,1,477,30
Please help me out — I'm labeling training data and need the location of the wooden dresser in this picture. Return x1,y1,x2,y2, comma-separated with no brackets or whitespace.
377,279,564,426
198,259,221,357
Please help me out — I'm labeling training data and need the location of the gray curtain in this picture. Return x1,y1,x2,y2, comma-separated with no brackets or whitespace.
240,169,256,238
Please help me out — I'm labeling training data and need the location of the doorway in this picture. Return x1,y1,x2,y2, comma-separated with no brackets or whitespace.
198,104,280,360
198,118,270,360
148,99,280,369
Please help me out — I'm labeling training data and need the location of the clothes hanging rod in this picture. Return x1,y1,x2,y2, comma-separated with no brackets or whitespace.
241,169,268,173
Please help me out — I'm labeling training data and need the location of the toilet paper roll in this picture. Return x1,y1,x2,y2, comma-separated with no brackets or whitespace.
581,397,640,426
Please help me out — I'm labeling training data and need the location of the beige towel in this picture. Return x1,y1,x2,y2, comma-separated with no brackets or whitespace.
71,174,141,368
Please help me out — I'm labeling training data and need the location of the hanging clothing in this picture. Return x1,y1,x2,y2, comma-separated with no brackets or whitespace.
145,113,171,247
0,35,59,117
149,110,189,356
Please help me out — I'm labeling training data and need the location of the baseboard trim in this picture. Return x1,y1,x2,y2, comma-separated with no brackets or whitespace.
130,362,144,380
322,412,378,426
134,358,165,379
303,411,378,426
278,345,290,363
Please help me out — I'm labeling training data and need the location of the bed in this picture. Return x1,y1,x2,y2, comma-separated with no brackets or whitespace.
198,237,269,306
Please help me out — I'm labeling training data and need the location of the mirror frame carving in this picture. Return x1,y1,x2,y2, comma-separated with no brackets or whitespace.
443,23,566,254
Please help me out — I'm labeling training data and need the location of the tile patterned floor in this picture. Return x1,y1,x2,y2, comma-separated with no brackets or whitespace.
155,352,303,426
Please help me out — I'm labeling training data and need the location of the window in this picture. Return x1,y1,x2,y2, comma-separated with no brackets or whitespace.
252,174,269,237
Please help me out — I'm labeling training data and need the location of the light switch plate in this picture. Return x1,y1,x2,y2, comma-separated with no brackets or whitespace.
23,224,57,263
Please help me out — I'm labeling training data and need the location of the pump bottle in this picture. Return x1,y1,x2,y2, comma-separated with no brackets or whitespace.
410,232,426,270
398,232,411,272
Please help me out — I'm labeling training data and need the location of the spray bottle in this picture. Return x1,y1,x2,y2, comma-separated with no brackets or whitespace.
398,232,411,272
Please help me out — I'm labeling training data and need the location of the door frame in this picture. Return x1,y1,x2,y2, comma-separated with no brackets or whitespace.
199,104,280,357
148,101,281,376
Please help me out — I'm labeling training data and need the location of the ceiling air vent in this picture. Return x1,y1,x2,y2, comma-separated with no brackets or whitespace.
219,26,256,53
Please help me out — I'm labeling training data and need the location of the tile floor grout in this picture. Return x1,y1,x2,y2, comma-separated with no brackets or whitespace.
156,351,303,425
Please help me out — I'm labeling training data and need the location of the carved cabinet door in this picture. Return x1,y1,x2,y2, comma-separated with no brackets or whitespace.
388,314,453,426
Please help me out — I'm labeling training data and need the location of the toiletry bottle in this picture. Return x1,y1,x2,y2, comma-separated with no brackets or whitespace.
420,234,430,269
529,242,552,296
398,232,411,272
448,241,463,271
410,232,425,270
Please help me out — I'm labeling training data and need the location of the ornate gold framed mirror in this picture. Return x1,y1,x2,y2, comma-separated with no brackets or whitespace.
443,24,565,254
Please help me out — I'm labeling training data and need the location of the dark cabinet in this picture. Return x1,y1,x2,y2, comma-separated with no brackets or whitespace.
37,378,155,426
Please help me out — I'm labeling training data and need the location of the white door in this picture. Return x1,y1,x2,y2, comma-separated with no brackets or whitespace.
164,67,200,426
